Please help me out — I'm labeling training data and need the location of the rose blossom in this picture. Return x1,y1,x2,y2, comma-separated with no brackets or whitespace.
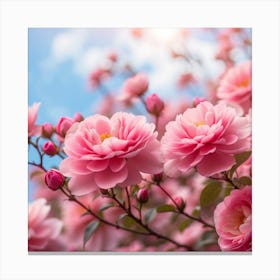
161,101,251,177
60,112,163,195
119,73,149,102
28,102,41,137
217,61,252,113
28,198,62,251
214,186,252,251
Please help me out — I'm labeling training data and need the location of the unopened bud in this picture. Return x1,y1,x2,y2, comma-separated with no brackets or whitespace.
42,122,53,138
56,116,74,137
44,169,65,191
174,196,186,211
145,93,164,116
42,141,57,156
137,188,149,203
73,113,84,122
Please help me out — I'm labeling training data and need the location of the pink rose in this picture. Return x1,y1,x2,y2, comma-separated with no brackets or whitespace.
28,198,62,251
217,61,252,113
119,73,149,102
161,101,251,177
60,112,163,195
28,102,41,137
214,186,252,251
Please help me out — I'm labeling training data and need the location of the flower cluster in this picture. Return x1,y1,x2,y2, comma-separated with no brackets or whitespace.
28,28,252,252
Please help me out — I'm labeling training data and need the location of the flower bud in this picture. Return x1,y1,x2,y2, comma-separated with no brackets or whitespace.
73,113,84,122
42,141,57,156
193,97,206,107
137,188,149,203
56,117,74,137
41,122,53,138
145,93,164,116
174,196,186,211
44,169,65,191
107,51,118,62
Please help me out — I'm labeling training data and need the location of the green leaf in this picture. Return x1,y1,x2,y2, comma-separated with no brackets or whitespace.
83,220,100,248
116,213,128,223
131,185,140,197
122,216,137,228
179,219,193,232
157,204,176,213
238,176,252,186
192,207,200,218
99,202,114,212
200,181,222,208
144,208,157,224
229,151,251,178
223,185,233,197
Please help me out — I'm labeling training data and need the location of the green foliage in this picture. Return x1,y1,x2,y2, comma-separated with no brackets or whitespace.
157,204,176,213
179,219,193,232
229,151,251,178
200,181,222,208
144,208,157,224
238,176,252,186
83,220,100,248
98,202,114,212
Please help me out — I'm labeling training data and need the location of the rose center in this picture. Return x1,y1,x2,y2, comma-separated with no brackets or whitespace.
100,132,112,142
195,121,206,127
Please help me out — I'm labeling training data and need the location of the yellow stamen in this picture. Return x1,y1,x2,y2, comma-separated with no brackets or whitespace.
239,79,250,88
100,132,112,142
195,121,206,127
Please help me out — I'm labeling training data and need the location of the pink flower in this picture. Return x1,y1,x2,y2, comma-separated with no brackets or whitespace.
217,61,252,113
119,73,149,102
28,198,62,251
145,93,164,116
161,101,251,177
60,112,163,195
56,116,75,137
28,102,41,137
89,67,111,89
214,186,252,251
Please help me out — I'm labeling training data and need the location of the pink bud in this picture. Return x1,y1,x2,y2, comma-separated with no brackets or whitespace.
56,117,74,137
73,113,84,122
44,169,65,191
107,51,118,62
193,97,206,106
174,196,186,211
119,73,149,102
42,122,53,138
42,141,57,156
137,188,149,203
145,93,164,116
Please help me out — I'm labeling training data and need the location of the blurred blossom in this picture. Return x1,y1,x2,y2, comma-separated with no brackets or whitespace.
28,102,41,137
